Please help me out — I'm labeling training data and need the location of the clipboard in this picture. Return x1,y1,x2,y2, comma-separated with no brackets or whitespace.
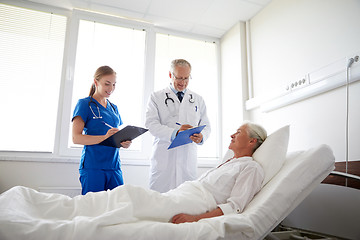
99,125,148,148
168,125,206,149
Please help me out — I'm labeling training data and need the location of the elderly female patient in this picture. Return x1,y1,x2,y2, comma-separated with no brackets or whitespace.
171,122,267,223
0,122,267,227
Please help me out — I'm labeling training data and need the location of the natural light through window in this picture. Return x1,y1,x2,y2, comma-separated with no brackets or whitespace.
0,4,66,152
154,34,219,159
70,20,146,151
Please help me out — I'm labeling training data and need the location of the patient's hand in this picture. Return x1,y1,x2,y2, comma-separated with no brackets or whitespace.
171,213,198,224
171,208,224,224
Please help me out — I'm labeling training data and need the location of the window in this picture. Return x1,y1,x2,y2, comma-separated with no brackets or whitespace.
0,3,66,152
0,3,221,163
154,33,219,159
69,19,146,151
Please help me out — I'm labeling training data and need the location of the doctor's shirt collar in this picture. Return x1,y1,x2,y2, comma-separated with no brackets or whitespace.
170,83,187,94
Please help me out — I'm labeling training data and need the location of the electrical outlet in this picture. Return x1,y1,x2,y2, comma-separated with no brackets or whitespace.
286,75,309,92
348,52,360,66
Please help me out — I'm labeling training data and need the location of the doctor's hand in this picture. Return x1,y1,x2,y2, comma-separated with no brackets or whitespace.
176,124,193,136
178,124,193,132
120,140,132,148
190,133,203,144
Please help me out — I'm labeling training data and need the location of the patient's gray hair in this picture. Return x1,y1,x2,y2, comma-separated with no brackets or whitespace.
243,121,267,151
170,59,192,72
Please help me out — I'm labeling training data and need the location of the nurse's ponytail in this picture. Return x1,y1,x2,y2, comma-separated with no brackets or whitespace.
89,83,96,97
89,66,116,97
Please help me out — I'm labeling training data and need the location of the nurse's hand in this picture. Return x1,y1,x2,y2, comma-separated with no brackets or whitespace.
190,133,203,144
105,128,119,139
120,140,132,148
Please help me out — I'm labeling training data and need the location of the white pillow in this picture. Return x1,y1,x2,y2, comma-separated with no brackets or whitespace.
222,149,234,162
253,125,290,187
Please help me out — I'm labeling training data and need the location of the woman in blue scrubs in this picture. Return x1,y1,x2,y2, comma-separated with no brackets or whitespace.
72,66,131,195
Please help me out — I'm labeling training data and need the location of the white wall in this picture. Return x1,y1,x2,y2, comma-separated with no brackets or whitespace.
220,22,249,154
248,0,360,162
0,159,212,194
0,160,148,194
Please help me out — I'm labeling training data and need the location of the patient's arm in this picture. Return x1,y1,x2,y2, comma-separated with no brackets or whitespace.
171,207,224,224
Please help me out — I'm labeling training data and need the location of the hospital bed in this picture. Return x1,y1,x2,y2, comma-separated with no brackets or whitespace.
270,172,360,240
0,127,335,240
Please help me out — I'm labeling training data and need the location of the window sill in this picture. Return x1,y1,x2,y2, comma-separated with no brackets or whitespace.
0,152,218,167
0,153,79,164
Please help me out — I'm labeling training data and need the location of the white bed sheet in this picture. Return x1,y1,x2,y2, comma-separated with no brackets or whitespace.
0,144,335,240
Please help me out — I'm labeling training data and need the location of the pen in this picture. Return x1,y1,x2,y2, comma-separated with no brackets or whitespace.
176,122,181,126
102,121,114,128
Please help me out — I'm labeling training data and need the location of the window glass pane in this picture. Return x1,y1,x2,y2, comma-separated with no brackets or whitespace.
154,34,219,159
70,20,146,151
0,4,66,152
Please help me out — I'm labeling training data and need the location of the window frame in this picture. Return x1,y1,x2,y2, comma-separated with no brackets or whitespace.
0,0,222,166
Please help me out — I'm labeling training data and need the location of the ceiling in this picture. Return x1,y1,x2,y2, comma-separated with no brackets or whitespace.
26,0,272,38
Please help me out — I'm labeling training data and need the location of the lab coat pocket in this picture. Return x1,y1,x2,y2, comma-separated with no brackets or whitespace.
186,104,201,125
184,145,198,179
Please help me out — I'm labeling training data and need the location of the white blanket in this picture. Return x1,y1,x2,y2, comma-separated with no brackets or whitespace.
0,145,335,240
0,181,254,240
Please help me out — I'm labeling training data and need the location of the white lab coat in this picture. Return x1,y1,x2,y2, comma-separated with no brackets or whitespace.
145,86,211,193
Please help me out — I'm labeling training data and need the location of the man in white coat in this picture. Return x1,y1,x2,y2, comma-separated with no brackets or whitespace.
145,59,211,193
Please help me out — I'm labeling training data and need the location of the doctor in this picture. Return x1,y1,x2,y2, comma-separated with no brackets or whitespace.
145,59,211,193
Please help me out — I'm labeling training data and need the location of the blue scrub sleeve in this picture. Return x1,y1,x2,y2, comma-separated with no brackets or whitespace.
72,98,90,123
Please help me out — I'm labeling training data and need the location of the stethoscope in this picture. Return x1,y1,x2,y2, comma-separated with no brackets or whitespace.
89,97,116,119
164,92,195,106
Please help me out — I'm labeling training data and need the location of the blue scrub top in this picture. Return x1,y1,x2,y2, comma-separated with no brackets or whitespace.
72,96,123,170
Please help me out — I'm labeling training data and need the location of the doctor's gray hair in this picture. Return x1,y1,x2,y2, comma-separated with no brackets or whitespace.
243,121,267,151
170,59,192,72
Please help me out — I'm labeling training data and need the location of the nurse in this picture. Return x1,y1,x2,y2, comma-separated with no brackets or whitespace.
145,59,211,193
72,66,131,195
